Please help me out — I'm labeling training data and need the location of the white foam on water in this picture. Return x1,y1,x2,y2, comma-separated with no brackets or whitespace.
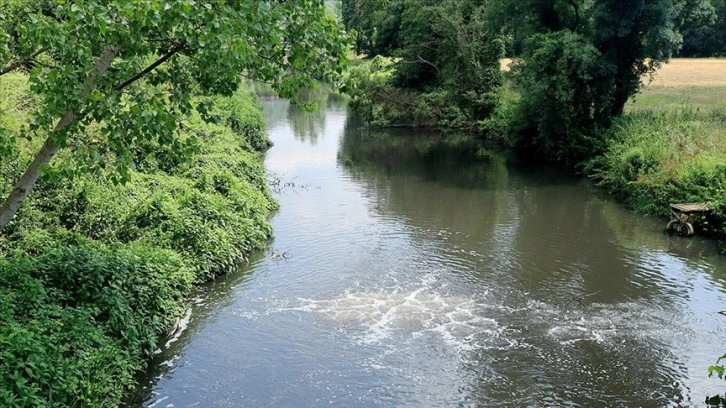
164,307,192,350
275,275,511,355
531,299,683,348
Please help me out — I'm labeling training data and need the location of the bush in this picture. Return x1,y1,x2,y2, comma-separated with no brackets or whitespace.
506,31,609,165
0,242,193,407
0,75,276,406
210,90,271,152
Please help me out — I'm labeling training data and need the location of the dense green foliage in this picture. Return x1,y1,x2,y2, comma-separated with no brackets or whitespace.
342,0,714,164
496,0,705,164
0,0,349,229
341,0,401,56
341,0,503,131
0,243,193,407
506,31,607,165
680,0,726,57
0,71,276,406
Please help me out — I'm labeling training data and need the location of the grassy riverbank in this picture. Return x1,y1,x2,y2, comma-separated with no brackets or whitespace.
587,59,726,227
0,73,276,406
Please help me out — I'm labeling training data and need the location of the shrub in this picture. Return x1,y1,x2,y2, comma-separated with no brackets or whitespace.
0,242,193,407
0,76,276,406
210,89,270,152
507,31,609,165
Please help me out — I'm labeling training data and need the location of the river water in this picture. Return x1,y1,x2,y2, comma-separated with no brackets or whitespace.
127,95,726,407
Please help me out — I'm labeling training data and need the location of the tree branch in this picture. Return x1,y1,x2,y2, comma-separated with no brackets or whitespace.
113,42,186,91
0,45,119,231
566,0,580,29
399,54,440,73
0,47,47,77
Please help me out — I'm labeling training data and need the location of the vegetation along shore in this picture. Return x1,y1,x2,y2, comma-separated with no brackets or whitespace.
341,0,726,235
3,0,726,405
0,0,348,406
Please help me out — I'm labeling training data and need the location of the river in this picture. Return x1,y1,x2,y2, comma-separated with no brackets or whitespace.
126,94,726,407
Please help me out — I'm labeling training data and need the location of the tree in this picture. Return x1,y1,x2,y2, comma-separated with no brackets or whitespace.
491,0,712,164
0,0,349,231
394,0,503,120
680,0,726,57
341,0,503,129
341,0,404,56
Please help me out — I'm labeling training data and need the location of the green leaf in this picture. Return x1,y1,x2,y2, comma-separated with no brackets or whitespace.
708,364,725,379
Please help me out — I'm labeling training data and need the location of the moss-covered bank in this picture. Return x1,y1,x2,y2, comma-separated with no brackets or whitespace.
0,73,276,406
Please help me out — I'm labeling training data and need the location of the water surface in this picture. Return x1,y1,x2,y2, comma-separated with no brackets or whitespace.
127,95,726,407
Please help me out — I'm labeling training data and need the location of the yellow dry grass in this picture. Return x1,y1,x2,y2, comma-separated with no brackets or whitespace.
499,58,726,111
633,58,726,111
500,58,514,71
645,58,726,87
501,58,726,84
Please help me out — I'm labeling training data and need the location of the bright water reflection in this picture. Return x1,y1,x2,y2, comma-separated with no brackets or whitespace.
127,95,726,407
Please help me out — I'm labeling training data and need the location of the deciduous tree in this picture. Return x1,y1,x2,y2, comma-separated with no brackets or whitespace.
493,0,713,164
0,0,349,230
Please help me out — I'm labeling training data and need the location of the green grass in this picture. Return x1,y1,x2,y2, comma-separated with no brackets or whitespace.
627,85,726,112
588,108,726,220
586,60,726,231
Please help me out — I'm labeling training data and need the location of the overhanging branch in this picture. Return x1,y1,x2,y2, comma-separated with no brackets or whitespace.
0,48,47,77
114,42,187,91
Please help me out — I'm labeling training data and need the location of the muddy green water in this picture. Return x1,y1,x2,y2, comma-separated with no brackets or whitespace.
127,96,726,407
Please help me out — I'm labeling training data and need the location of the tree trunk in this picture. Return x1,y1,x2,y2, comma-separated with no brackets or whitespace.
0,46,119,232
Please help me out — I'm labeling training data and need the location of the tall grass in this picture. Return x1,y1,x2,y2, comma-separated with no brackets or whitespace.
585,59,726,233
587,108,726,219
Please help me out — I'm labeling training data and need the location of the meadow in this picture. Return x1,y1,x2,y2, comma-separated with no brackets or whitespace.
590,58,726,223
628,58,726,111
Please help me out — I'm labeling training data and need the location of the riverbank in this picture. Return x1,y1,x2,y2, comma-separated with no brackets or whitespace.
0,73,276,406
347,57,726,236
588,59,726,231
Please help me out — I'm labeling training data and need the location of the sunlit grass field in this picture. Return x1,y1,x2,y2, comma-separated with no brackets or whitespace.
628,58,726,111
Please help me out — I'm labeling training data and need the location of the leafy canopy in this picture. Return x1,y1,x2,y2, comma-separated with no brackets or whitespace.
0,0,349,183
492,0,714,164
341,0,503,129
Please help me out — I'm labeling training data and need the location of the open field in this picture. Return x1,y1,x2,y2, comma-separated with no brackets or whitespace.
645,58,726,87
629,58,726,111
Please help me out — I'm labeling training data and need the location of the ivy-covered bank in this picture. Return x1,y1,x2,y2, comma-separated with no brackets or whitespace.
0,73,276,407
